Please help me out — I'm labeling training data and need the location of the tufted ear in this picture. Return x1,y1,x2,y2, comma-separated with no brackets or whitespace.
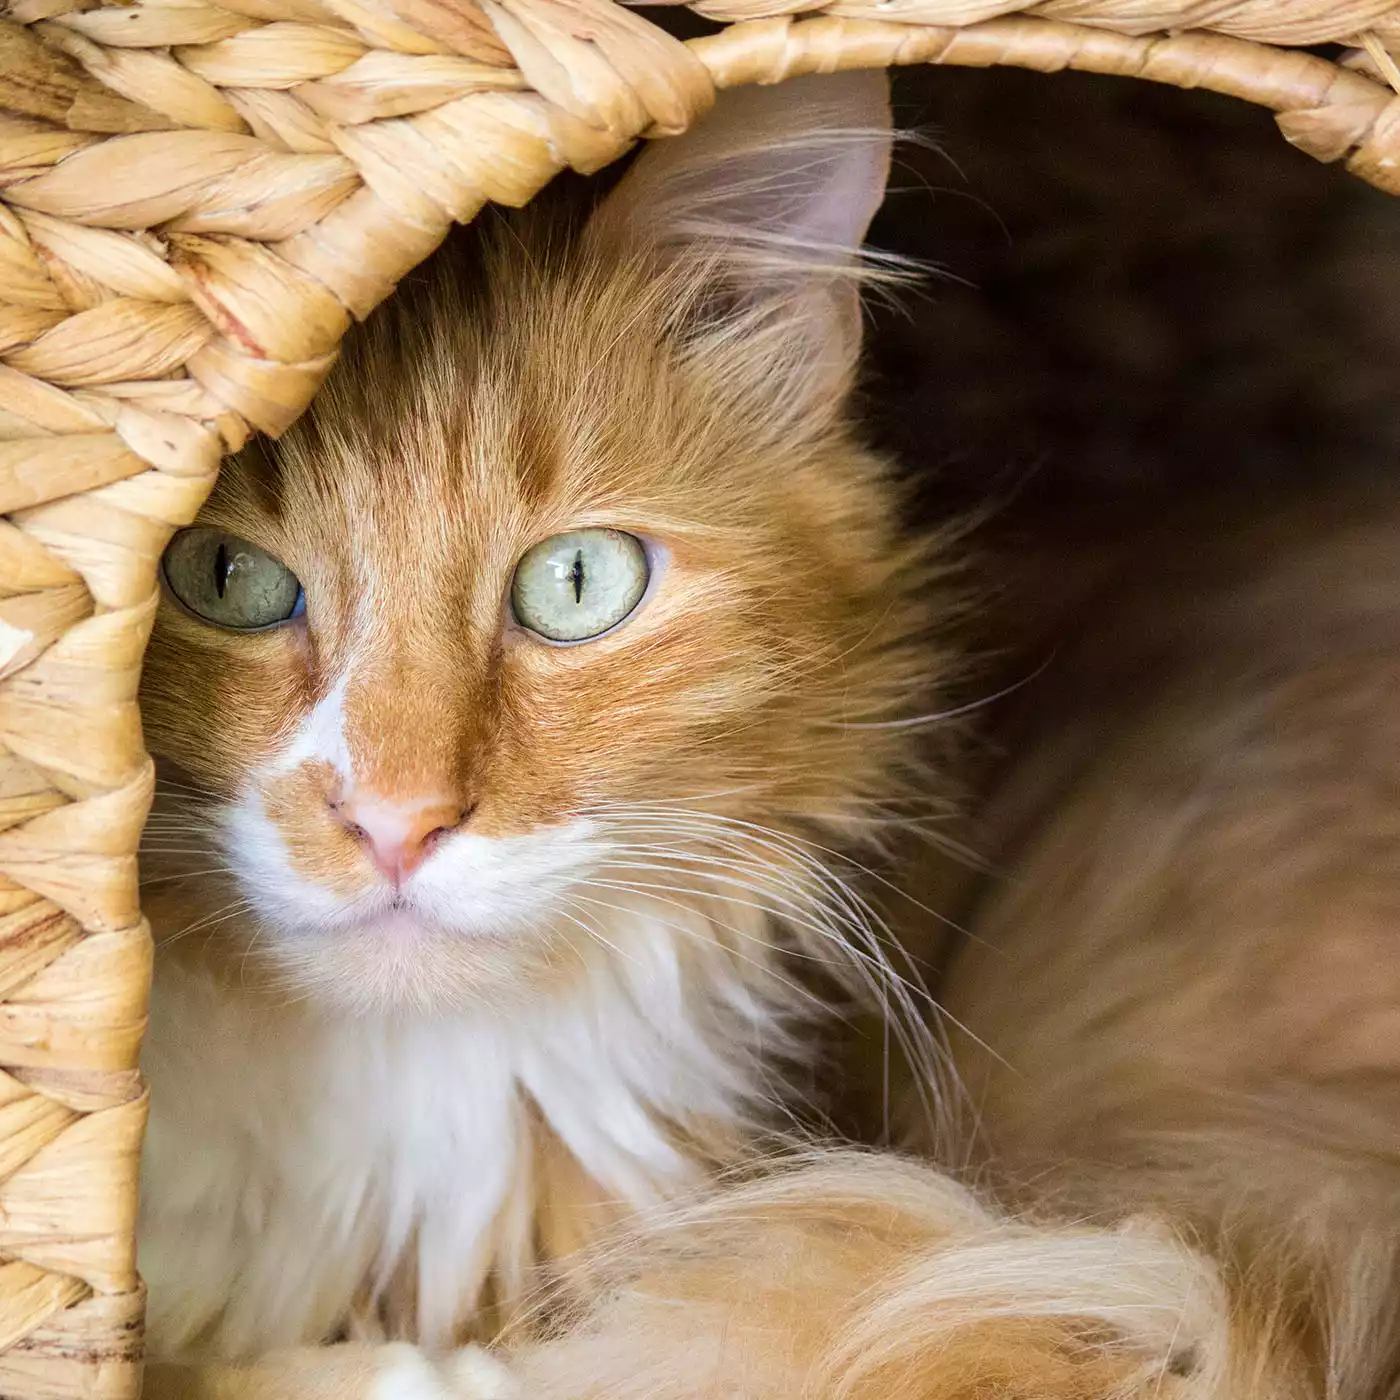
589,70,895,407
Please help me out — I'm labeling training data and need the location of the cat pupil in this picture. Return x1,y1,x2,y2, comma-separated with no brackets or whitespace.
570,550,585,605
214,542,229,600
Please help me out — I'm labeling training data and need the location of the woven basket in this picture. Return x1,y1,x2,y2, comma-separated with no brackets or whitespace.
0,0,1396,1394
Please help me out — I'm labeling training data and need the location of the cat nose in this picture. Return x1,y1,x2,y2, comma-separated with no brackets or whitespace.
330,795,469,885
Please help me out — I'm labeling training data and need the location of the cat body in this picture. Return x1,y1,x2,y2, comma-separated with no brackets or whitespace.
932,494,1400,1396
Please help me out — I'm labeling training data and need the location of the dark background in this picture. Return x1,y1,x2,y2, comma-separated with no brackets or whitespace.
864,66,1400,517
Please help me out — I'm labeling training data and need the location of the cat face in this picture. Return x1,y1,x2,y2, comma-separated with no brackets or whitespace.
139,74,945,1014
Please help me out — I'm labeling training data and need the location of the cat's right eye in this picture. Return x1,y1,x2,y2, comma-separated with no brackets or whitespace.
162,528,304,631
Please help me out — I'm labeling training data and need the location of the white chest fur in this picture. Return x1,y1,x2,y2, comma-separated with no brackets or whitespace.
138,902,785,1360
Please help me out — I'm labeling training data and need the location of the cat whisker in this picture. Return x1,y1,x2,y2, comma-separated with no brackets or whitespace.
588,808,991,1140
151,775,222,797
602,806,980,940
594,826,935,1023
140,868,237,887
589,865,915,1019
594,859,883,968
613,834,1008,1075
237,924,273,993
157,897,254,948
585,790,962,818
598,813,904,949
565,889,822,1026
584,783,777,807
582,864,957,1144
601,818,906,945
553,899,644,970
581,878,888,1036
825,651,1058,730
579,874,850,979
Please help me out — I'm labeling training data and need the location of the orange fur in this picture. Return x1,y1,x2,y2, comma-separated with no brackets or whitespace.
928,493,1400,1400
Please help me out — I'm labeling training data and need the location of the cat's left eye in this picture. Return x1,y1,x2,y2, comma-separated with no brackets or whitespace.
512,529,649,643
162,528,304,631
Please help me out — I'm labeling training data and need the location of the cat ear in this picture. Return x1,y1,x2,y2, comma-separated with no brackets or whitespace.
589,70,894,406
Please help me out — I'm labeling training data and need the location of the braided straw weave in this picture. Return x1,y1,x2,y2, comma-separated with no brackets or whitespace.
0,0,1396,1392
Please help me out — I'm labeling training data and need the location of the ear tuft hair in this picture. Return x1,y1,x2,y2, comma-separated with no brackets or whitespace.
588,72,899,410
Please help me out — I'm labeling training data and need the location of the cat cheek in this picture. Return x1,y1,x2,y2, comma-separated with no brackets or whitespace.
219,790,352,933
258,763,379,899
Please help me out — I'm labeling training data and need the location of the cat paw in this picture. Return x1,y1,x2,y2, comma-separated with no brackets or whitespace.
371,1344,518,1400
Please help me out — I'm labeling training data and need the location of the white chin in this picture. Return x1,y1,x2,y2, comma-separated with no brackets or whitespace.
351,908,442,941
265,916,537,1018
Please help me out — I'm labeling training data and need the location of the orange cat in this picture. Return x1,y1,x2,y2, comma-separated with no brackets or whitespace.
141,72,1400,1400
138,71,953,1364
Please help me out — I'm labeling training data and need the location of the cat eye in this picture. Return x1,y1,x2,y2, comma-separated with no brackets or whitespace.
162,528,304,631
511,530,649,643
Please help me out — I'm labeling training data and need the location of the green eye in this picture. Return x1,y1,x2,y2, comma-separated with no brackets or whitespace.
512,529,649,643
162,528,304,631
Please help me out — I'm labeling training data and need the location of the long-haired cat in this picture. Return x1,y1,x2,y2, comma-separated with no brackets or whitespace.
138,70,955,1365
141,72,1400,1400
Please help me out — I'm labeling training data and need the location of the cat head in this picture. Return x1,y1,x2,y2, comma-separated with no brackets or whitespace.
140,72,952,1016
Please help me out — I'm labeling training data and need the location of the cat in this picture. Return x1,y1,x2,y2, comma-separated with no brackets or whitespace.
140,69,1400,1400
136,70,956,1364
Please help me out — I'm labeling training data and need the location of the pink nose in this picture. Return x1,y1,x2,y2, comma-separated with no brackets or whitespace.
331,795,468,885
